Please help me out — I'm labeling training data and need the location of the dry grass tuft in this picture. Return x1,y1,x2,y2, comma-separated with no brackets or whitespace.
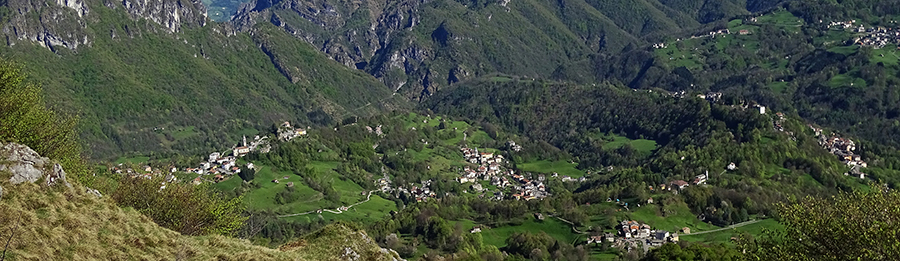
278,239,306,251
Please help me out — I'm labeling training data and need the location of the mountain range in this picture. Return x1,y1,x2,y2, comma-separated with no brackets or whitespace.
0,0,783,158
3,0,900,259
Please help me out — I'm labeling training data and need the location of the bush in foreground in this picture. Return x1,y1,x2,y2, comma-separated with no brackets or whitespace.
112,176,247,236
743,189,900,260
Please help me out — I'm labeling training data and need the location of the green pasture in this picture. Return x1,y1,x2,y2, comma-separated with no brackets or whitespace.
517,160,585,178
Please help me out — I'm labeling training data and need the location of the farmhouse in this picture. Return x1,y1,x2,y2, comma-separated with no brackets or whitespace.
670,180,689,189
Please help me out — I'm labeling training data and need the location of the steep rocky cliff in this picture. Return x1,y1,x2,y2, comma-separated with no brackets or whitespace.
3,0,91,50
226,0,776,100
2,0,208,51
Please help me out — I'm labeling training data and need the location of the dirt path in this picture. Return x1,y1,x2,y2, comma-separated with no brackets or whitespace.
680,219,762,236
277,190,376,218
550,215,585,234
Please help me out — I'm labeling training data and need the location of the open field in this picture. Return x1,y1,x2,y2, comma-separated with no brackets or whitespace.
770,81,789,93
828,73,867,88
114,156,150,164
827,45,860,55
281,194,398,223
626,202,718,233
517,160,585,177
479,218,581,247
755,9,804,29
169,126,200,140
600,134,657,155
870,45,900,66
680,219,783,245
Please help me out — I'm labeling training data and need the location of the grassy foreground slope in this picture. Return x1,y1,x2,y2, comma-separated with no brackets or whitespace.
0,180,400,260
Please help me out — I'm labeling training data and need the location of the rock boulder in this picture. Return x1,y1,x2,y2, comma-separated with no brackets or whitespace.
0,142,71,187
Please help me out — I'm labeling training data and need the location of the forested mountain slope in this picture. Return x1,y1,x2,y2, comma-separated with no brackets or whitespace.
553,1,900,152
0,0,790,159
425,76,878,228
0,0,407,159
228,0,784,99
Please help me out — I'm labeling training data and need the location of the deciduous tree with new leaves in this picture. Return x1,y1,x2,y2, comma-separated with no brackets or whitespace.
743,189,900,260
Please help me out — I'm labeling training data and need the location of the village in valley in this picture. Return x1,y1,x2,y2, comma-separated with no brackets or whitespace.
827,20,900,49
110,121,306,185
183,121,306,184
105,108,873,255
807,124,869,178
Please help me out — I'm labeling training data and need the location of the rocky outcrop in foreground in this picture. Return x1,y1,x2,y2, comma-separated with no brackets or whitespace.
0,142,71,188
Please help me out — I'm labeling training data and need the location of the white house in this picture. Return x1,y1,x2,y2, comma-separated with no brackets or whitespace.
208,152,220,162
234,146,251,156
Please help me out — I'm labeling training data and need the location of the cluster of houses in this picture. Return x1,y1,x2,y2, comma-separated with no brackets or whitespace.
116,121,306,186
685,27,750,41
376,176,392,192
277,121,308,141
183,151,243,183
826,20,857,29
774,112,786,132
618,220,679,242
591,220,680,250
110,164,179,182
697,92,723,103
458,147,505,182
507,141,522,152
185,126,286,184
394,180,436,202
462,148,504,168
827,19,900,49
616,171,716,198
365,125,384,136
508,172,550,201
771,115,869,176
771,112,799,140
236,134,271,156
698,28,730,39
558,173,587,183
809,125,868,171
851,26,900,49
456,147,552,201
666,171,709,191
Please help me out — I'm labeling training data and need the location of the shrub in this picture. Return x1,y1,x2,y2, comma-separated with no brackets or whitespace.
0,59,87,183
112,176,247,236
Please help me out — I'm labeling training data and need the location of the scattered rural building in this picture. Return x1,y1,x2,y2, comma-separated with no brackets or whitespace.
277,121,308,141
692,172,708,185
670,180,689,190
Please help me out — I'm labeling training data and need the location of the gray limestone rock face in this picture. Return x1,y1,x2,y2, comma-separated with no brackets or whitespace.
48,163,72,188
0,142,70,187
85,187,102,198
0,143,50,184
0,185,3,200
